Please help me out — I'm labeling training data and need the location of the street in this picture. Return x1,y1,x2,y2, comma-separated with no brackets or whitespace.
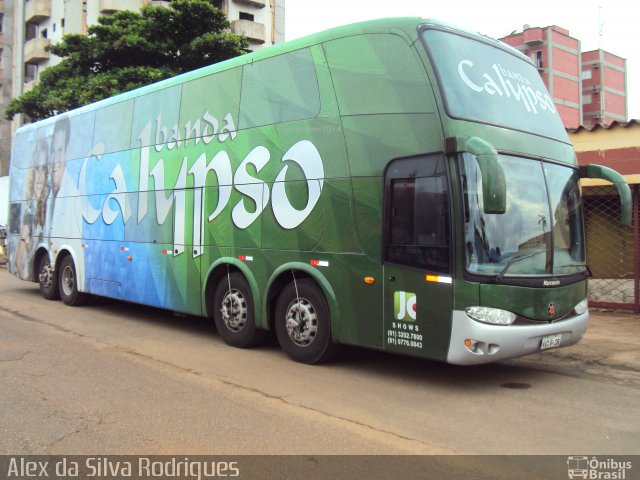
0,266,638,456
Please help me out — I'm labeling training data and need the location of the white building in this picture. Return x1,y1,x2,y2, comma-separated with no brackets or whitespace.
0,0,285,175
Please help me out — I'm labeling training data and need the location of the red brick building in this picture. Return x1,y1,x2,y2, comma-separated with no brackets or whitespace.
500,26,582,128
581,50,627,126
500,26,628,129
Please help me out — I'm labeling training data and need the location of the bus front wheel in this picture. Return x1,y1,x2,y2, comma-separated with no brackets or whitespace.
38,254,60,300
213,272,265,348
58,255,86,306
275,279,336,364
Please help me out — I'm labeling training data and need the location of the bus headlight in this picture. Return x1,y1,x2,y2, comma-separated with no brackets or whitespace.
465,306,516,325
574,298,588,315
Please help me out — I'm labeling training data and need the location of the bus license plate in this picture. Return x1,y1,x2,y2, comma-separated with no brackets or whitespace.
540,334,562,350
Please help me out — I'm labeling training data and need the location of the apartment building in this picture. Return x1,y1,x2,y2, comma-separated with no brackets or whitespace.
500,24,627,129
19,0,283,85
500,25,582,128
0,0,12,176
581,49,627,126
0,0,285,176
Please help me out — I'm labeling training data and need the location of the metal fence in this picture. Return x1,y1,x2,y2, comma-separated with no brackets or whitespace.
583,184,639,313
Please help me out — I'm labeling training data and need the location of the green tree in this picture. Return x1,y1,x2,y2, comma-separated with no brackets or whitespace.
6,0,248,121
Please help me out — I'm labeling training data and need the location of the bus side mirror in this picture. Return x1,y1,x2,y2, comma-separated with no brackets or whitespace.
579,164,632,226
475,151,507,215
445,136,506,214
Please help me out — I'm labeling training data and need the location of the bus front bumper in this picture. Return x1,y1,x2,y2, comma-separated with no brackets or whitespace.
446,309,589,365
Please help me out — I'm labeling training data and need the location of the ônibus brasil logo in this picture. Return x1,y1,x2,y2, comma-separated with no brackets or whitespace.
567,456,632,479
394,291,416,321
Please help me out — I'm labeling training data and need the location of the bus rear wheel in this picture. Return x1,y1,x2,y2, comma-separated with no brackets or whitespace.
58,255,86,306
275,279,336,364
213,272,265,348
38,254,60,300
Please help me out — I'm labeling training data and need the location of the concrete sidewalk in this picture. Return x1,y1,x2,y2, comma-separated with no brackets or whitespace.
509,311,640,388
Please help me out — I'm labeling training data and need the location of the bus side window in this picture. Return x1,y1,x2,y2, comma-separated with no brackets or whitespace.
179,67,242,141
95,100,134,155
323,33,434,116
130,85,182,150
239,48,320,129
384,156,451,274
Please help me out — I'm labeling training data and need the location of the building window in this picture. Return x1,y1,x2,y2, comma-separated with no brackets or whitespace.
582,94,593,105
581,69,592,80
0,13,4,34
532,50,543,69
25,22,38,41
25,63,38,83
239,12,254,21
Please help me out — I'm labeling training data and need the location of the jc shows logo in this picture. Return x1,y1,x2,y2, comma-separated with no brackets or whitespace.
394,291,417,321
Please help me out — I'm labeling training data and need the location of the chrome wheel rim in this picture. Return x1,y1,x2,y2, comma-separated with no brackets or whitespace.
285,298,318,347
61,264,75,296
220,289,247,332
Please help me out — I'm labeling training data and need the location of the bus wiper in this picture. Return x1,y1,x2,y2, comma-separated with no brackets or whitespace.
497,249,546,279
560,263,592,277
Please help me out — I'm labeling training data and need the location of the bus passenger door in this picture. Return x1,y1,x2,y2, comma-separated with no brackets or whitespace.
382,155,454,361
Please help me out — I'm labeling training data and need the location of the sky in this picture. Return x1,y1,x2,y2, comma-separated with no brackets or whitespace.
284,0,639,121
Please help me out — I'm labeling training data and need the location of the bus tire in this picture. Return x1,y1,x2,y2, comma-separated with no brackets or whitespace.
213,272,265,348
58,255,86,306
38,254,60,300
275,279,336,364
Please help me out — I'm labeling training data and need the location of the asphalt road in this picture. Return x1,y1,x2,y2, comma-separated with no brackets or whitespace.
1,267,638,457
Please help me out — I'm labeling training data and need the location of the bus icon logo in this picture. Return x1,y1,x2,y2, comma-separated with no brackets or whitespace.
567,456,589,479
394,291,416,321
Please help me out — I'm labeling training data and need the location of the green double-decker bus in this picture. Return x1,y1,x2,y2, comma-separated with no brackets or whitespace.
7,18,631,365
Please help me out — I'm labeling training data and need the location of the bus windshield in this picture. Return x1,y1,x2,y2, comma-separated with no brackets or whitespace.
422,27,568,142
460,154,586,277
